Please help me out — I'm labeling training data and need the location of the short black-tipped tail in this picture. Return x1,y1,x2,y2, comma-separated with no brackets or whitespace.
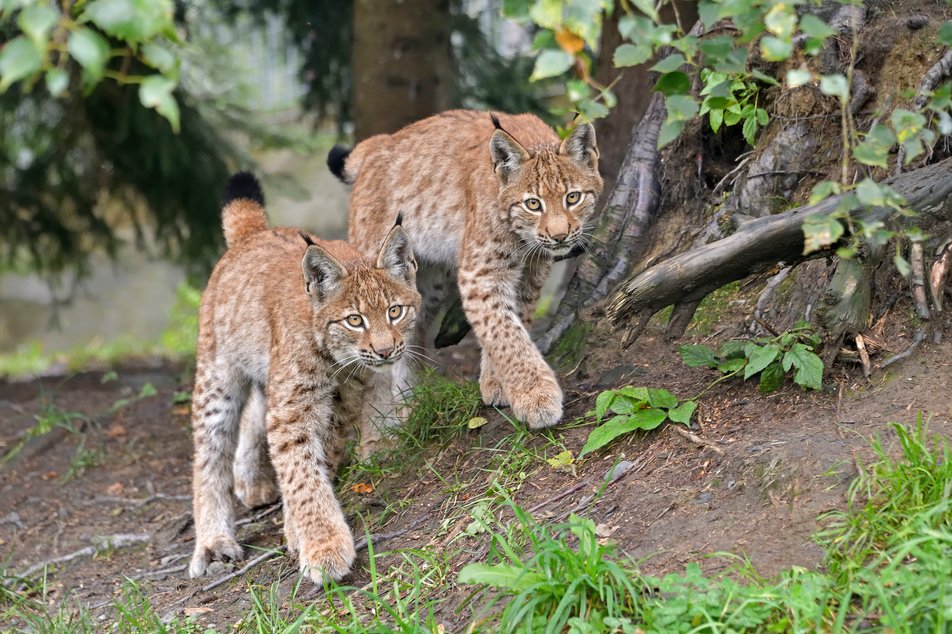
327,145,352,183
222,171,265,207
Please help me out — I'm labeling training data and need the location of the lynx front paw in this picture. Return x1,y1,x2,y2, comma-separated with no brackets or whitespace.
189,534,244,578
479,370,510,407
235,474,280,508
511,378,563,429
297,529,356,584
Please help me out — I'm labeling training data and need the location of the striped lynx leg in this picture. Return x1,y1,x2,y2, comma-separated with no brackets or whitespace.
188,173,420,583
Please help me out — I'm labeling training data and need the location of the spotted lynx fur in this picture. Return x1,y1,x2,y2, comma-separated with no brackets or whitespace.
329,110,601,429
188,173,419,584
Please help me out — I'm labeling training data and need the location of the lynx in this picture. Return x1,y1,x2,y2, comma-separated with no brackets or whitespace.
329,110,601,429
188,172,420,584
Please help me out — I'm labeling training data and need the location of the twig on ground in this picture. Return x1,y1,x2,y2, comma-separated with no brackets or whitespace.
236,502,282,527
855,334,871,378
881,328,927,369
526,480,590,516
670,426,725,455
11,533,151,584
84,494,190,507
133,563,188,579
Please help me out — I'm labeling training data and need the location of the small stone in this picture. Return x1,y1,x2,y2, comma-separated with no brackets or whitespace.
696,492,714,504
206,561,231,576
605,460,634,483
907,15,928,30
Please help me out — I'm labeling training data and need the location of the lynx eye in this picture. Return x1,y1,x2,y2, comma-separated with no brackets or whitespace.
565,191,581,205
524,197,542,212
387,305,405,322
344,314,365,329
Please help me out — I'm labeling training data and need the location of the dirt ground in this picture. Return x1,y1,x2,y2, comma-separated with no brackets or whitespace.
1,302,950,631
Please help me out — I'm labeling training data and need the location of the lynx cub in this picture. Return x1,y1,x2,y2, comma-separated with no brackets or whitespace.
329,110,602,429
188,173,420,583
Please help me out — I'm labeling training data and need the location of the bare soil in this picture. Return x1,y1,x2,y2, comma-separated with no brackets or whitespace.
1,308,950,631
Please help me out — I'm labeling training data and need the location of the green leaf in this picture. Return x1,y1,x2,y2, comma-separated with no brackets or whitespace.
594,390,616,422
576,98,610,121
894,253,911,277
579,409,668,456
717,358,746,373
700,36,734,64
530,49,573,81
630,0,659,22
783,344,823,390
718,340,747,359
786,67,812,88
744,344,781,379
651,53,685,74
68,28,111,81
764,4,797,39
142,42,175,73
760,36,793,62
82,0,174,42
665,94,698,122
798,14,835,40
0,36,43,92
44,68,68,96
654,71,690,96
758,361,785,393
709,108,723,134
940,21,952,47
742,114,758,145
657,120,684,147
853,123,896,168
679,344,718,368
714,48,748,74
855,178,888,207
809,180,841,205
616,386,650,402
18,5,58,49
802,214,844,255
667,400,696,425
819,74,849,101
646,388,677,410
613,43,652,68
138,74,180,132
458,563,545,589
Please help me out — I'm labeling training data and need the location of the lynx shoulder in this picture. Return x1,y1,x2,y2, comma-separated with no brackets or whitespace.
188,172,420,584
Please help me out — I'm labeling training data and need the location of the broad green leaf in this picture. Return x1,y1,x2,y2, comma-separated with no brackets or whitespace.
808,180,841,205
665,94,698,122
630,0,659,22
528,0,561,29
654,71,690,97
709,108,723,133
657,120,684,147
530,49,573,81
697,1,720,28
138,74,180,131
616,386,650,402
802,214,844,254
646,388,677,410
44,67,68,96
855,178,888,208
783,344,823,390
18,4,58,49
68,28,111,81
594,390,616,422
671,35,698,59
798,14,835,39
466,416,487,429
614,43,652,68
142,42,175,73
742,114,758,145
819,74,849,100
764,3,796,39
760,36,792,62
82,0,174,42
608,395,638,416
744,344,781,379
566,79,591,101
579,409,668,456
678,344,718,368
758,361,785,393
0,36,43,92
940,21,952,47
501,0,531,18
714,47,748,74
576,98,610,121
853,123,896,168
894,253,910,277
546,449,575,470
700,36,734,63
786,67,811,88
458,563,545,589
718,340,747,359
651,53,685,74
717,358,746,373
667,400,697,425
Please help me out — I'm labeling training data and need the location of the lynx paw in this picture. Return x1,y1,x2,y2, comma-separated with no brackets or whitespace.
298,529,356,584
189,534,244,578
511,378,563,429
235,473,280,508
479,370,510,407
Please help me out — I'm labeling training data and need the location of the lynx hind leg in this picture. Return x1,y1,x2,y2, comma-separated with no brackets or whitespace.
189,361,248,578
233,384,280,508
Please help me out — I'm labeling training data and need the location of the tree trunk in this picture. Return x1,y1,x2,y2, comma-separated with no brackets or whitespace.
351,0,455,140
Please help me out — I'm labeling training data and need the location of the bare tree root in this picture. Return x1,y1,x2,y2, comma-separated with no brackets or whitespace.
11,533,151,584
881,328,927,369
909,243,931,320
607,157,952,337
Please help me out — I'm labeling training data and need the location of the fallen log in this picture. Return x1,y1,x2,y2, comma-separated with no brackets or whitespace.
607,156,952,329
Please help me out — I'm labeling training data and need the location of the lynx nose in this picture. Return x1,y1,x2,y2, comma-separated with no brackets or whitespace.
372,344,394,360
544,214,570,243
549,229,568,242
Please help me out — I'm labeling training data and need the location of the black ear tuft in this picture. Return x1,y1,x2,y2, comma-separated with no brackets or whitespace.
327,145,352,182
298,230,316,246
490,113,502,130
222,172,265,207
395,212,403,227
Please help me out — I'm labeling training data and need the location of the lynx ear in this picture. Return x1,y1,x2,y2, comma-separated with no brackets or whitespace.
559,122,599,171
302,245,347,301
490,129,530,186
376,221,417,286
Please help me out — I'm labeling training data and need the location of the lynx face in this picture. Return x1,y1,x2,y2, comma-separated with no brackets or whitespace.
491,122,601,257
304,227,420,373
